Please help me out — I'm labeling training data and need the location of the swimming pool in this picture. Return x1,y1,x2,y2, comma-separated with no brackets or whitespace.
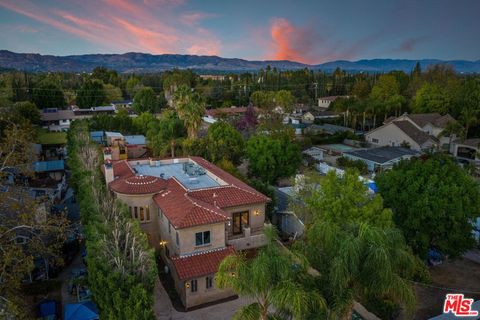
323,143,357,153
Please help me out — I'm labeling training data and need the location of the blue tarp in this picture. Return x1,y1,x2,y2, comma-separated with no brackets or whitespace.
33,160,65,172
368,182,378,193
38,300,56,317
64,302,99,320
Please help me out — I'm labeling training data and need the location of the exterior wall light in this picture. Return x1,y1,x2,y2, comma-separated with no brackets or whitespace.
253,209,260,216
185,282,190,288
159,240,167,246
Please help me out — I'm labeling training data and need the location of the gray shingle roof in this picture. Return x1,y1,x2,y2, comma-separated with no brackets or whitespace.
393,120,434,145
344,147,419,164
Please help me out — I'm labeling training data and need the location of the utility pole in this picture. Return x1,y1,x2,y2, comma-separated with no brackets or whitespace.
313,82,318,106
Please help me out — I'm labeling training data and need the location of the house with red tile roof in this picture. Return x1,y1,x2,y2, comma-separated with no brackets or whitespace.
365,113,457,151
103,156,270,309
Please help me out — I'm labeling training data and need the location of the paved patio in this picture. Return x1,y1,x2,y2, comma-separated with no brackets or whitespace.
154,279,253,320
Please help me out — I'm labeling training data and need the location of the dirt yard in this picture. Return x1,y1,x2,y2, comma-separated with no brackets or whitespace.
414,257,480,319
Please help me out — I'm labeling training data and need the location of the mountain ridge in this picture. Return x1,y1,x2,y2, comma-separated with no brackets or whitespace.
0,50,479,73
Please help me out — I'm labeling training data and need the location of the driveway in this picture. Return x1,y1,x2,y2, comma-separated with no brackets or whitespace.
154,279,253,320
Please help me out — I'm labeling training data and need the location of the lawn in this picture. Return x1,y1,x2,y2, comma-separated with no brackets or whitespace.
37,130,67,145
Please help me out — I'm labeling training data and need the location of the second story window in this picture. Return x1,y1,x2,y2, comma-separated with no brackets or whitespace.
195,231,210,246
176,232,179,247
169,222,171,234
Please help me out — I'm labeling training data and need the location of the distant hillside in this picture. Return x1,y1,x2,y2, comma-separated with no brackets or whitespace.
0,50,479,73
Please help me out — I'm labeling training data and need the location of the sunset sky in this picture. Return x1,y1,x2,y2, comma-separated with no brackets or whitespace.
1,0,479,64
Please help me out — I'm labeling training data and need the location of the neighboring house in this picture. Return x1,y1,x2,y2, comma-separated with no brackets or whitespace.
451,138,480,164
312,110,341,120
302,111,315,124
103,156,270,309
317,96,348,109
305,123,354,135
366,113,455,151
343,146,419,172
73,105,116,118
273,187,304,238
101,132,148,160
203,106,261,124
124,135,148,159
302,147,324,166
110,100,132,109
41,108,75,132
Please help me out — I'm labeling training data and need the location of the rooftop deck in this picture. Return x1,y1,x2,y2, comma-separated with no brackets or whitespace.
133,162,221,190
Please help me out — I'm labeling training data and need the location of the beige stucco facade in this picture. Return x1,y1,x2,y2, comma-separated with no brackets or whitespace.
366,123,421,150
114,192,161,249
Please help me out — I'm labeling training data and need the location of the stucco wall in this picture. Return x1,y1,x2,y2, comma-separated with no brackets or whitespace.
114,192,161,249
176,223,226,256
366,123,421,151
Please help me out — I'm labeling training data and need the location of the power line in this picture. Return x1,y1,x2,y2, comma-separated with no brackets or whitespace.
408,279,480,295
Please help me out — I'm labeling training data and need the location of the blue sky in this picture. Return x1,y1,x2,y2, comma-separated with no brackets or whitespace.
0,0,479,64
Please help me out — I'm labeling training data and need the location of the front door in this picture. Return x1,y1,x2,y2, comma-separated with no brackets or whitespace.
232,211,249,235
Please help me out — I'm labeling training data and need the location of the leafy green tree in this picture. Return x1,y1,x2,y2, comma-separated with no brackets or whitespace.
0,122,67,318
104,83,123,103
133,112,156,135
369,74,405,124
216,226,325,320
77,79,107,108
92,67,120,86
133,87,159,114
412,82,450,114
33,79,66,109
68,123,156,320
147,109,186,157
376,154,480,258
251,90,276,110
206,121,244,165
126,77,143,98
173,85,205,139
275,90,296,113
246,132,301,183
11,101,41,124
294,171,422,318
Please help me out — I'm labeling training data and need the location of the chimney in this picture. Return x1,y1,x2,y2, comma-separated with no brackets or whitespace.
104,161,114,185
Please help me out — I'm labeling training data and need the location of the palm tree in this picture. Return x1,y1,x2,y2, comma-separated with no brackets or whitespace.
301,221,417,319
216,226,325,320
460,106,479,139
439,120,464,151
173,85,205,139
292,171,421,319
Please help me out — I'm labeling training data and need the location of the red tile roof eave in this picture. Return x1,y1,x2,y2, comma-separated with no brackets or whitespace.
171,246,237,281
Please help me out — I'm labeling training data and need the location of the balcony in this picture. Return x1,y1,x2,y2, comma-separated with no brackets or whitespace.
227,223,269,250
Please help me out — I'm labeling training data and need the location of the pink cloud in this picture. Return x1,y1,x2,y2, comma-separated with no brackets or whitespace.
268,18,319,64
180,12,216,26
0,0,221,56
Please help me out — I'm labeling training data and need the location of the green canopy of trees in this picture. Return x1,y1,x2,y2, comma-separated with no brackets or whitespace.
32,79,66,109
216,226,325,319
77,79,107,108
376,154,480,259
293,170,425,319
246,130,301,183
205,121,244,165
133,87,159,114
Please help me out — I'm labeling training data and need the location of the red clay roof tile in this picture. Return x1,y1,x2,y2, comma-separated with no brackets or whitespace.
153,179,229,229
171,246,236,280
109,174,166,194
